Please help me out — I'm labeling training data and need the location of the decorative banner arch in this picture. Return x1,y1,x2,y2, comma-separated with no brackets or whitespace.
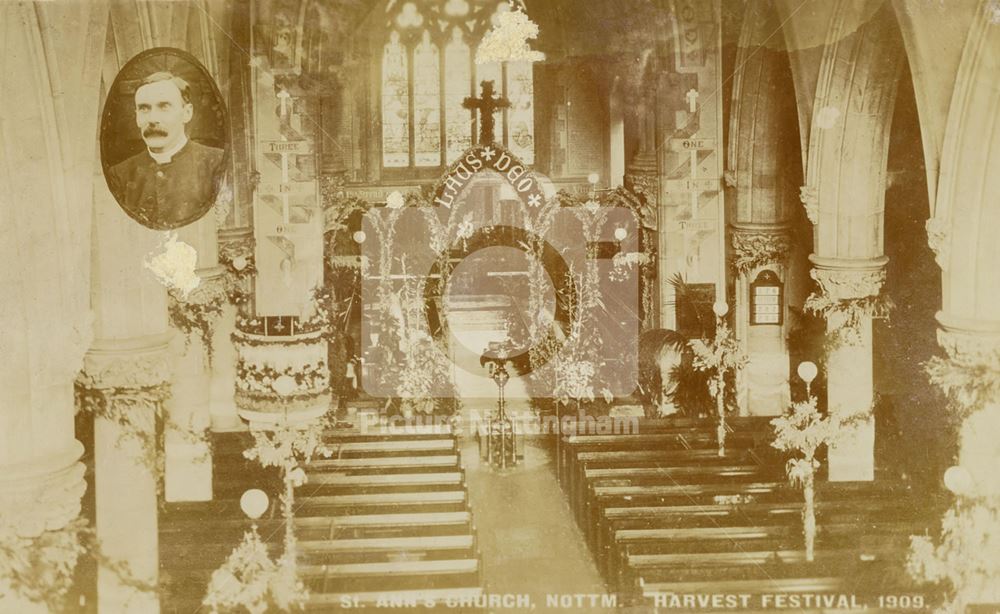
430,143,546,211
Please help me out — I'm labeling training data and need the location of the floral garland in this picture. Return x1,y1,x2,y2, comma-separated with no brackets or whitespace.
320,174,370,236
298,285,334,336
771,396,860,562
924,350,1000,419
1,517,159,612
803,292,894,348
233,326,326,347
610,251,651,282
202,527,305,614
235,360,329,398
168,288,226,368
907,496,1000,613
238,418,332,611
731,232,792,277
75,382,170,475
690,319,748,455
242,420,333,475
0,517,86,610
219,243,257,307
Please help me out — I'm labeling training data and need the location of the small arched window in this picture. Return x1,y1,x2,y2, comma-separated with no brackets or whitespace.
381,0,535,170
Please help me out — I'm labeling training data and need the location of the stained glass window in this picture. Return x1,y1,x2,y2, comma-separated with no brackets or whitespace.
444,28,472,162
381,0,535,169
382,31,409,168
506,60,534,164
413,31,441,166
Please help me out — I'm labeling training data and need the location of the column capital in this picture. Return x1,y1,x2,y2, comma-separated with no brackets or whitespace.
218,229,255,269
799,185,819,225
936,311,1000,365
80,333,173,391
808,255,888,300
730,225,793,276
173,266,227,306
925,216,949,271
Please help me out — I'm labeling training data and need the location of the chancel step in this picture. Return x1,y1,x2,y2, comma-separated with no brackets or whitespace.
159,425,483,612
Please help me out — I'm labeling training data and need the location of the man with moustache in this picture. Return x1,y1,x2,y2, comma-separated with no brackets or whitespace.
109,71,225,229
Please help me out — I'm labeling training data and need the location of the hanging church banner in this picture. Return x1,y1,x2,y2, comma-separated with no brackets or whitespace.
251,59,323,317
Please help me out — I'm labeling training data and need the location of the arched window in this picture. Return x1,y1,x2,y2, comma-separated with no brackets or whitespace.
381,0,535,170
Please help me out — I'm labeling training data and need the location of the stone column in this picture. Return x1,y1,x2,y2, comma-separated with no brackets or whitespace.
211,228,256,431
624,91,661,328
926,317,1000,606
0,445,87,614
164,219,225,502
809,255,888,482
80,336,171,613
87,168,170,612
732,226,792,416
936,318,1000,494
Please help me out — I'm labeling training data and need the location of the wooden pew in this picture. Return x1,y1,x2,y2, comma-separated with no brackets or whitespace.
609,520,926,590
591,484,916,563
575,464,785,526
559,430,760,483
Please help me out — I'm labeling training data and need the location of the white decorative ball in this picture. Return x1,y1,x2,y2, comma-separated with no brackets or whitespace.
943,465,974,495
797,361,819,384
614,227,628,241
712,301,729,317
240,489,269,519
272,375,297,396
587,172,600,185
353,230,367,244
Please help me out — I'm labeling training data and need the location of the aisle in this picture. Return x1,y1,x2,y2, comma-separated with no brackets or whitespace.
461,435,617,613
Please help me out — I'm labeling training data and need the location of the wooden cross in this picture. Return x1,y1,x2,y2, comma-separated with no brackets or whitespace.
463,80,510,145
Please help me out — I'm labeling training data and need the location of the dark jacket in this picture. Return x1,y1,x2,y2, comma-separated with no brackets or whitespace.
108,140,225,230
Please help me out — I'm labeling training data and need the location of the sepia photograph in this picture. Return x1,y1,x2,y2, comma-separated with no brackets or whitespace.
100,47,229,230
1,0,999,613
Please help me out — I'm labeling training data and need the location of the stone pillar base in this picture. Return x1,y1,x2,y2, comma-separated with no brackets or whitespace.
828,417,875,482
164,440,212,502
95,412,159,613
744,350,790,416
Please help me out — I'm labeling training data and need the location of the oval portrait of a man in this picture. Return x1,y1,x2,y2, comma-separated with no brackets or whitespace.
101,47,228,230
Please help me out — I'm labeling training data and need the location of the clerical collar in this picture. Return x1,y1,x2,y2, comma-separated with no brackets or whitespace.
148,135,188,164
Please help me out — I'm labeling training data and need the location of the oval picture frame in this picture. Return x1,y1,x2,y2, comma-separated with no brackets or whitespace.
100,47,230,230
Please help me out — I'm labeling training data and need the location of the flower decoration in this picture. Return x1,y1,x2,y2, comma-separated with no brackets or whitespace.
771,396,859,562
144,232,200,297
202,528,305,614
907,498,1000,613
476,6,545,64
386,190,405,209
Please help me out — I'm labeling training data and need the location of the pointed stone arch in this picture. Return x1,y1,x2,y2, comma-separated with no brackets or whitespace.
931,3,1000,327
805,0,904,261
726,0,803,416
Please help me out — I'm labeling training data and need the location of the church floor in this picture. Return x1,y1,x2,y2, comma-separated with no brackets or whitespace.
461,433,617,614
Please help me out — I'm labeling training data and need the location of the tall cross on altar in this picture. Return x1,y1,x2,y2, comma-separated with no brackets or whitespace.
464,80,510,145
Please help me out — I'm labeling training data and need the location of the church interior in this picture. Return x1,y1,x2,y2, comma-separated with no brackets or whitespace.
2,0,1000,612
